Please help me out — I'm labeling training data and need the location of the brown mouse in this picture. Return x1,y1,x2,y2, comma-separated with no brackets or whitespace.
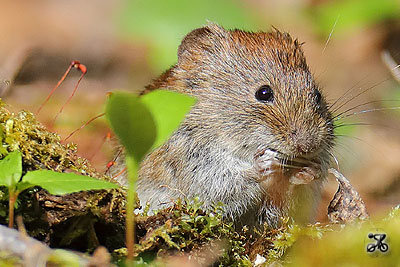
133,23,335,229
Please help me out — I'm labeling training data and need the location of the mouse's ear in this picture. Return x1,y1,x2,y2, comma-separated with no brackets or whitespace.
177,22,228,64
142,23,228,94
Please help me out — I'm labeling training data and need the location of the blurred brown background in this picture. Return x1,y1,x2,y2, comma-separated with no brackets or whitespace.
1,0,400,222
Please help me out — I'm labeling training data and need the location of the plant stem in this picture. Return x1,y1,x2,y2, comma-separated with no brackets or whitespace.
8,190,17,228
125,155,138,264
126,183,135,263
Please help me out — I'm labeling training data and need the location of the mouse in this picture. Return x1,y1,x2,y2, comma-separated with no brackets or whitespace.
132,23,335,229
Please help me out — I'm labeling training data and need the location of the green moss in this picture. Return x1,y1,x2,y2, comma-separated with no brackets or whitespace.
0,100,96,176
130,198,318,266
131,199,249,265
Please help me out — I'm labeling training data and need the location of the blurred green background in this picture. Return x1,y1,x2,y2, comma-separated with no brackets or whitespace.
1,0,400,224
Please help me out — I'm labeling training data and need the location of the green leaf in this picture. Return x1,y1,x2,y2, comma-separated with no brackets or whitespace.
23,170,119,195
106,91,157,163
16,181,35,193
141,90,196,149
0,151,22,188
106,90,195,163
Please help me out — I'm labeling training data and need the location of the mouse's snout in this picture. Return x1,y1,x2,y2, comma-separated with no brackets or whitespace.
287,127,319,155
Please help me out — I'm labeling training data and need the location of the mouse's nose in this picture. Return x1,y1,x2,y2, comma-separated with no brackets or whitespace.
295,142,311,154
288,128,317,155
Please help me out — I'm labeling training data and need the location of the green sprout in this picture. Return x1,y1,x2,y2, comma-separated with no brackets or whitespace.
0,151,118,228
105,89,196,263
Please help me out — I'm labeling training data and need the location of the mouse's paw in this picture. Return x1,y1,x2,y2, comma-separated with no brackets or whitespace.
289,165,321,185
255,150,281,177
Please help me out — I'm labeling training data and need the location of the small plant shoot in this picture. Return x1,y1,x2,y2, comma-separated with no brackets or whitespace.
0,151,118,228
105,89,196,261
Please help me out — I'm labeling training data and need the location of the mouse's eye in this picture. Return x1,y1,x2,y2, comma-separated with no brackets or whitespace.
255,85,274,102
314,90,322,105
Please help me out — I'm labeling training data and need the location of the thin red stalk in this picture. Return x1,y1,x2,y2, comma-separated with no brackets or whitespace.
88,132,112,161
36,63,73,115
52,62,87,125
112,167,127,179
8,191,18,228
61,112,105,143
105,148,123,174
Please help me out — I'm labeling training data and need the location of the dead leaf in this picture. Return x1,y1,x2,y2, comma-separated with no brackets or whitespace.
327,168,369,223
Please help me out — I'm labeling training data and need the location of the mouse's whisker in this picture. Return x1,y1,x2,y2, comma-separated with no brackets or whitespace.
281,163,303,169
279,156,288,172
334,134,385,157
278,155,318,169
330,78,391,114
333,122,374,128
332,99,400,121
328,75,370,110
337,106,400,120
279,155,297,169
322,147,339,169
334,120,400,132
332,153,340,171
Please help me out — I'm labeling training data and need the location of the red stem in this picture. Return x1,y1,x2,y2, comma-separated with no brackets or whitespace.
8,191,17,228
52,64,87,125
112,167,127,179
36,63,73,115
88,131,112,161
61,112,105,143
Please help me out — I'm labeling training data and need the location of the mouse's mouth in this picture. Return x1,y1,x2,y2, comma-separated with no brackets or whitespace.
255,148,324,184
256,148,321,171
256,149,320,169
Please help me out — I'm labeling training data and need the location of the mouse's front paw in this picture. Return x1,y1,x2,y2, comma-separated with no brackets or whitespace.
289,165,321,185
255,150,281,177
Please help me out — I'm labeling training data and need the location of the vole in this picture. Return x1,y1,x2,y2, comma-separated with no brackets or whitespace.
134,23,335,229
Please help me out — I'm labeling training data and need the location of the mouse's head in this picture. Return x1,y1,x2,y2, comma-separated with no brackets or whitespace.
146,23,335,163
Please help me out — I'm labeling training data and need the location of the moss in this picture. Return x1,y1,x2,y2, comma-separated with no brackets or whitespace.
129,198,321,266
131,199,250,265
0,100,97,176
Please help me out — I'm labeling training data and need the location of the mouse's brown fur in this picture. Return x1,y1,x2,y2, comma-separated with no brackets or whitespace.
135,23,335,229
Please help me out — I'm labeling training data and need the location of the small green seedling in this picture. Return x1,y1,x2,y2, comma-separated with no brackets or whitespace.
105,89,196,262
0,151,118,228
